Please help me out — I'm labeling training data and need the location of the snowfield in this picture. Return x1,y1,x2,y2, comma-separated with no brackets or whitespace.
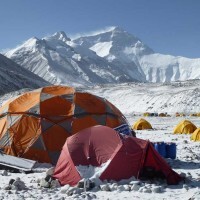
0,81,199,200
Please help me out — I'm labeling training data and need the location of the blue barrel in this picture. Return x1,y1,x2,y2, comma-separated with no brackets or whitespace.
166,143,176,159
154,142,166,158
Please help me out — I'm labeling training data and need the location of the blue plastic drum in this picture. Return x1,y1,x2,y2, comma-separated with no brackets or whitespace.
166,143,176,159
154,142,166,158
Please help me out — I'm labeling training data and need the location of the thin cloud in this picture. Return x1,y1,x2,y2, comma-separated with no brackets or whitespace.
69,26,116,39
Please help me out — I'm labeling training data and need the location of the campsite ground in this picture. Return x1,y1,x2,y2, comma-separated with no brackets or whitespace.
0,115,199,200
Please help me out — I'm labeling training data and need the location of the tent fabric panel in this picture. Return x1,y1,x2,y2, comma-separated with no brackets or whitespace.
42,125,70,151
100,137,145,181
92,115,106,125
143,144,182,185
71,116,99,134
191,128,200,141
9,115,41,157
75,93,106,114
22,148,51,163
7,114,22,128
8,92,40,113
40,93,55,102
100,147,143,181
60,94,74,104
48,151,62,166
40,96,74,116
53,148,81,186
41,119,55,132
89,128,121,165
27,103,40,114
105,116,123,128
41,85,75,96
2,146,15,156
68,126,121,166
182,123,196,134
43,116,71,123
31,135,46,151
0,131,12,147
58,119,73,133
0,116,7,136
74,104,87,115
0,104,9,115
105,99,123,117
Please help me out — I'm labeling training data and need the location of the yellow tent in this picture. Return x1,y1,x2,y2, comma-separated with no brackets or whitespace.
191,128,200,141
143,112,150,117
133,118,152,130
173,120,197,134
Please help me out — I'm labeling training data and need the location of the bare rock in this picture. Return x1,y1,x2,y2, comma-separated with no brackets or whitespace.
100,184,110,191
1,170,8,176
46,167,55,176
131,183,140,191
39,178,50,188
12,179,26,190
152,186,163,193
50,179,60,188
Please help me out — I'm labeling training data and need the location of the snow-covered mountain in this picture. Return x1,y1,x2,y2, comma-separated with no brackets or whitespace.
74,27,200,83
4,27,200,85
5,29,144,86
0,54,49,95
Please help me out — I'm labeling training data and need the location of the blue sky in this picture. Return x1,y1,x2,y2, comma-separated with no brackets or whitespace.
0,0,200,58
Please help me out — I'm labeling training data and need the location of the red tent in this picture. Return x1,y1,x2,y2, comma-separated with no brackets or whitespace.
53,125,182,186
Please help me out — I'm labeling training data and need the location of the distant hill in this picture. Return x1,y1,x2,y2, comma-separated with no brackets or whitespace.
0,53,50,95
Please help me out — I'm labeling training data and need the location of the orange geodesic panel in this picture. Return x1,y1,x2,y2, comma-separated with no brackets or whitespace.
8,115,41,157
71,115,100,134
106,116,124,128
41,85,75,95
74,92,106,114
8,92,40,113
42,125,70,151
40,96,74,116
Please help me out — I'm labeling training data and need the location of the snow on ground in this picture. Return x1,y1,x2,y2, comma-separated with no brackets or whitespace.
0,116,199,200
0,82,199,200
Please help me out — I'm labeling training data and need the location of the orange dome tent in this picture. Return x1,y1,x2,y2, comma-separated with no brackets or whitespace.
0,85,129,164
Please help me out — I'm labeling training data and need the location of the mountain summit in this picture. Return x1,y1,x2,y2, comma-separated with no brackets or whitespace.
4,27,200,86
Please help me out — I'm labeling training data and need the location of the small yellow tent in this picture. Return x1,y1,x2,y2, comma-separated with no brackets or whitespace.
191,128,200,141
173,120,197,134
133,118,152,130
143,112,150,117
